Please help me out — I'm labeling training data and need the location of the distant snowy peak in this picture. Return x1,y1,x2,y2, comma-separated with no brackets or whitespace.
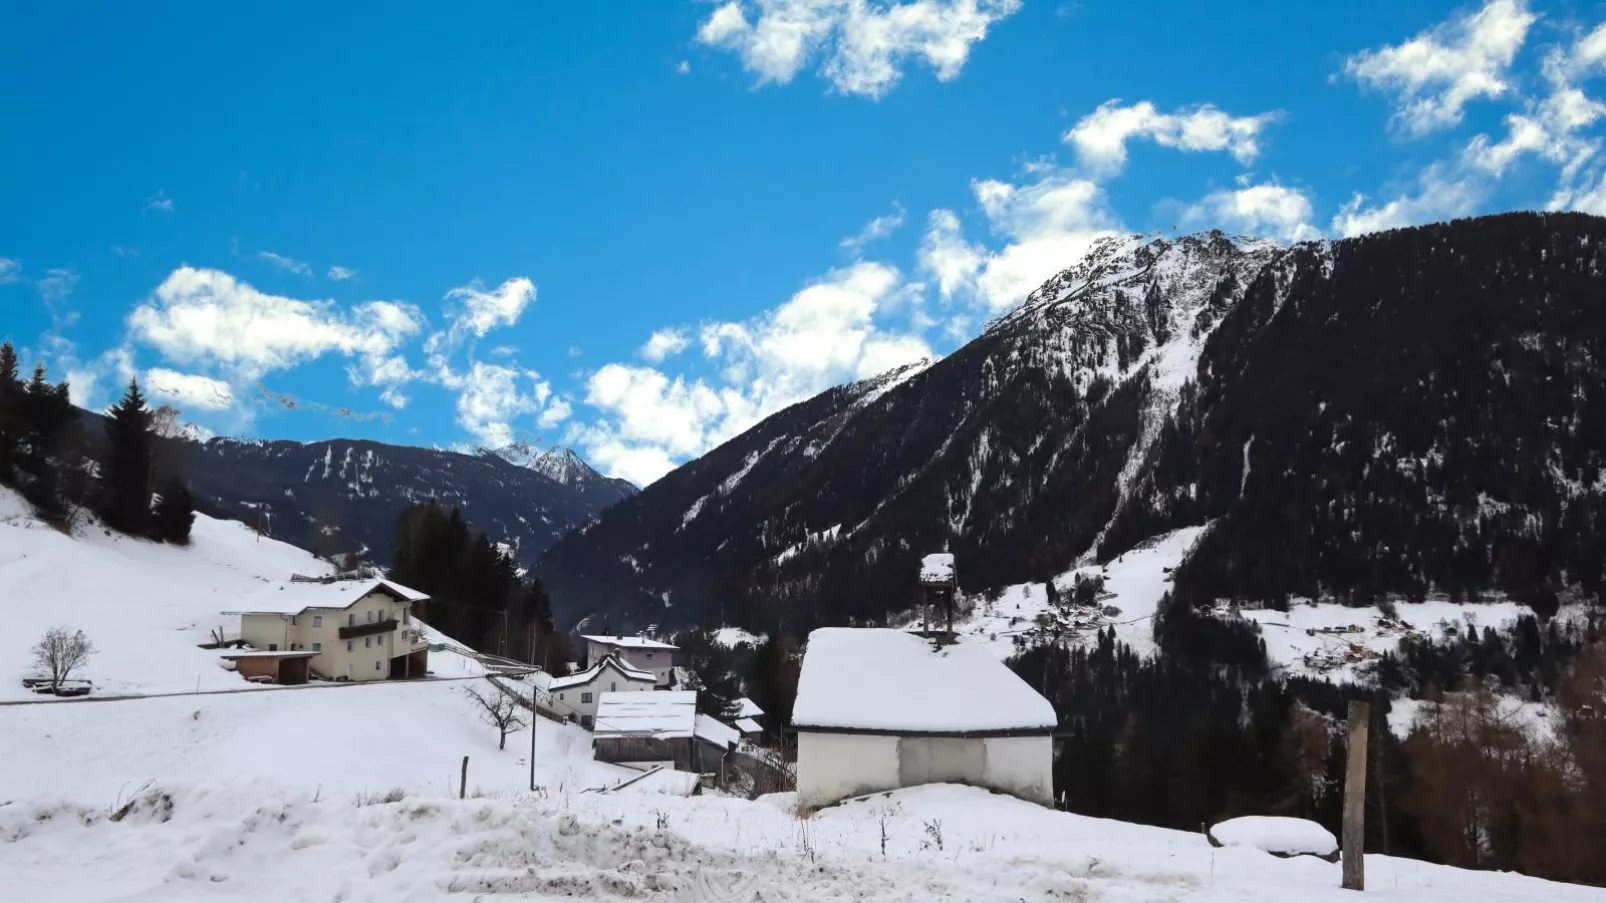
995,230,1290,343
484,443,638,496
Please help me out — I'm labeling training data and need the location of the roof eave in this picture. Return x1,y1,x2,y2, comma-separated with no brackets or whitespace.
791,724,1056,739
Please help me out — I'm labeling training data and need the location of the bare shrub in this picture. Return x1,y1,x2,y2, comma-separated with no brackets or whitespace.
31,627,93,692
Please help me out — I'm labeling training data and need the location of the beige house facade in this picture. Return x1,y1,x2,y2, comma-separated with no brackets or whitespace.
226,579,430,682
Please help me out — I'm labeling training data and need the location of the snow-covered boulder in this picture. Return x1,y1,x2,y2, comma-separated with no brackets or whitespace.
1207,816,1339,862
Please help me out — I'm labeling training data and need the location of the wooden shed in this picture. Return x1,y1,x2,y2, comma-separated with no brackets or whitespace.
590,691,741,775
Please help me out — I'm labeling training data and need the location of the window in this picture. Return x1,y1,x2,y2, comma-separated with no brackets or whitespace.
402,610,409,623
312,642,322,652
291,616,298,626
267,643,278,651
366,610,374,624
580,715,593,729
610,682,617,692
312,615,322,628
375,661,381,671
645,652,653,659
581,691,594,704
346,640,353,652
347,614,355,627
365,637,371,648
558,692,565,701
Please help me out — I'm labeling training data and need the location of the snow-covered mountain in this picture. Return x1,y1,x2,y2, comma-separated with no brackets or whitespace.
149,434,633,567
481,441,637,498
537,213,1606,633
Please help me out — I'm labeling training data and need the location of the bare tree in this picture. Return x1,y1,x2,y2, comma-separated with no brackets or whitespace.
32,627,94,692
464,684,527,750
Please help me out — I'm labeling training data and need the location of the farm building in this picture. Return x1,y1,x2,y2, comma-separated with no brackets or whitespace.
222,577,430,683
591,690,741,775
792,628,1056,810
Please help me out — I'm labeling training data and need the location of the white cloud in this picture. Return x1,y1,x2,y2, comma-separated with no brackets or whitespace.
918,209,984,299
1183,183,1321,241
640,328,691,362
538,397,572,429
1342,0,1535,137
967,170,1121,309
35,267,79,307
677,60,692,75
145,367,235,411
451,361,560,448
348,354,420,409
327,265,358,281
257,251,312,277
576,261,930,484
1330,164,1481,237
111,245,138,259
841,203,907,255
1065,100,1277,177
696,0,1022,100
437,277,536,345
0,258,18,284
143,190,174,214
128,267,425,383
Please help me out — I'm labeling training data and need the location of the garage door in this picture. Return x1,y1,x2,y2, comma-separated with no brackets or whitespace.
897,737,985,787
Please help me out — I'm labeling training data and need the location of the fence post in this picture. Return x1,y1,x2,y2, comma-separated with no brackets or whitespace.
460,755,469,800
1343,700,1369,891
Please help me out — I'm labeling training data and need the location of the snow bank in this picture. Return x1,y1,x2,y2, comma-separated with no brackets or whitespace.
793,628,1055,732
1209,816,1338,859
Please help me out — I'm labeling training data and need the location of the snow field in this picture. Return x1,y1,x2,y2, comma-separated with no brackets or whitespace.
3,782,1599,903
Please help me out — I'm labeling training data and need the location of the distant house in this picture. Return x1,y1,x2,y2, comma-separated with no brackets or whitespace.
792,628,1056,810
591,690,741,775
222,578,430,684
547,653,657,728
581,635,678,687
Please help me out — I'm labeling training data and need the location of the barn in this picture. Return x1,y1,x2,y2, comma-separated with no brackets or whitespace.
792,628,1057,810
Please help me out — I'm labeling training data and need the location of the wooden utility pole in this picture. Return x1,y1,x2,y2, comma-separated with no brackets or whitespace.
1343,700,1369,891
460,755,469,800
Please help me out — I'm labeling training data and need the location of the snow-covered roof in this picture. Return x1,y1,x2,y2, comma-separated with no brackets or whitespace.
792,628,1057,735
735,717,763,735
224,578,428,616
920,553,955,584
549,654,656,691
581,635,679,651
734,697,764,718
1209,817,1338,858
593,691,697,739
694,713,740,750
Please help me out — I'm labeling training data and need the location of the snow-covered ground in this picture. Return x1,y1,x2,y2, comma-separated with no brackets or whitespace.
951,526,1207,658
5,782,1598,903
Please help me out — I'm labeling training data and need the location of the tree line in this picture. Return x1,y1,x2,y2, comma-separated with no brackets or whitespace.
387,499,566,671
0,342,193,542
1010,601,1606,887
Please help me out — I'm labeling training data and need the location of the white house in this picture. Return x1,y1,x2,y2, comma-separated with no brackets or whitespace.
222,578,430,683
547,653,656,728
792,628,1056,810
580,635,678,686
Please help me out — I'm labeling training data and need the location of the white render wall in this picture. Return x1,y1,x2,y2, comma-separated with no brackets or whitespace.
796,731,1053,810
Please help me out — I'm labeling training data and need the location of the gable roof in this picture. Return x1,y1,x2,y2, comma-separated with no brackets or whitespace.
581,634,679,651
548,654,656,691
734,697,764,718
791,628,1056,736
593,690,697,739
694,713,740,750
223,578,430,617
735,717,763,735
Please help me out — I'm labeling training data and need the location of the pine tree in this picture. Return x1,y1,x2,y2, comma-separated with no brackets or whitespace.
0,341,22,484
101,379,155,536
151,476,195,544
19,363,76,516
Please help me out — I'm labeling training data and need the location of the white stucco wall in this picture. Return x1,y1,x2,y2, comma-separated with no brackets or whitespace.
796,731,1053,809
796,732,901,809
585,641,675,687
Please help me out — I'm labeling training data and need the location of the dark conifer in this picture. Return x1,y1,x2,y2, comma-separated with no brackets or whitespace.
101,379,155,535
151,476,195,543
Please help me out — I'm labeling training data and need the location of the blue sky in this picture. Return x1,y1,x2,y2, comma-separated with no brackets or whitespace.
3,0,1605,485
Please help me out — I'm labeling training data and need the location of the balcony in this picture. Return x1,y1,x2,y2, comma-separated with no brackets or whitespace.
339,618,398,640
